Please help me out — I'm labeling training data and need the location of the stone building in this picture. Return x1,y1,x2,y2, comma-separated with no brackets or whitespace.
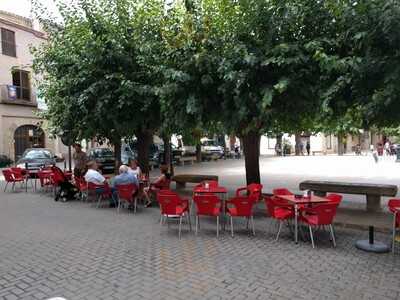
0,10,66,162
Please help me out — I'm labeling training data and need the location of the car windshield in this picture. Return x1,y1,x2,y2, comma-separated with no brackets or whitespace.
23,149,52,159
93,149,114,157
202,140,217,147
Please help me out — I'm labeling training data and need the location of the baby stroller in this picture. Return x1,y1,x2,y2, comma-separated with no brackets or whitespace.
51,166,78,202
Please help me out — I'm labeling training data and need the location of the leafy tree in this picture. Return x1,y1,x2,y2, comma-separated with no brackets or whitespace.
32,0,166,173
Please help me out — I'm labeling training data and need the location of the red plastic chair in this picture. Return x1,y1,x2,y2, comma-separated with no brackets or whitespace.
157,192,191,239
74,176,88,201
116,184,138,213
37,170,54,192
225,196,257,237
2,169,25,192
265,196,295,241
87,182,112,208
388,199,400,253
236,183,263,202
299,202,339,248
326,193,343,205
193,194,222,237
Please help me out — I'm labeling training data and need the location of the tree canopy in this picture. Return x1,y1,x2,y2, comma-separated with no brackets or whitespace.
32,0,400,182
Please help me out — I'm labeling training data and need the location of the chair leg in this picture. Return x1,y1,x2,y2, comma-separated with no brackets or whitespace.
276,220,283,241
186,213,192,231
251,216,255,236
246,217,249,230
117,198,121,213
96,195,102,208
392,212,397,254
134,198,137,214
230,216,234,238
216,216,219,238
329,224,336,247
4,181,8,192
195,216,199,235
12,182,15,191
160,214,164,226
179,216,183,239
309,225,315,248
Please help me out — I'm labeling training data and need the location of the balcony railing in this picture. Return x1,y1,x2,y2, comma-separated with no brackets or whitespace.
0,84,37,107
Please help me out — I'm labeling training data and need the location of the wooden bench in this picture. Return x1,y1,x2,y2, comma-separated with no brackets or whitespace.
172,174,219,189
179,156,196,166
299,180,398,212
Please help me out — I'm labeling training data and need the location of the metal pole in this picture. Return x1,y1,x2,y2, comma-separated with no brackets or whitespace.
68,145,72,171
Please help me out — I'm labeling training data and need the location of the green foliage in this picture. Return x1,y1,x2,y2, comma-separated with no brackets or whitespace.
32,0,166,144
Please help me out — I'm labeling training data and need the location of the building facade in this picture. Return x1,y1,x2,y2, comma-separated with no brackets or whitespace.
0,10,66,162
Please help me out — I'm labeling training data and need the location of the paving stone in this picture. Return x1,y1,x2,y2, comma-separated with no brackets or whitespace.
0,177,400,300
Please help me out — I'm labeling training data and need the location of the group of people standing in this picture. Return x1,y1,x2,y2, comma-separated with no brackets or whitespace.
72,143,170,208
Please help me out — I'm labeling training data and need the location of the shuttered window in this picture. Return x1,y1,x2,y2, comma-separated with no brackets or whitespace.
1,28,16,57
12,70,30,101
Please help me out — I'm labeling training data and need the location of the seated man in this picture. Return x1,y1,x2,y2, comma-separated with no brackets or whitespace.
113,165,139,188
112,165,139,209
85,160,115,207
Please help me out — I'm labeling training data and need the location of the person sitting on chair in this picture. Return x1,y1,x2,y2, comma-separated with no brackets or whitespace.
143,165,171,207
128,159,142,179
85,161,115,207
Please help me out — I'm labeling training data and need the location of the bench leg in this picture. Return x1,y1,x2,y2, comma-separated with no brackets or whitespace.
176,182,186,190
366,195,381,212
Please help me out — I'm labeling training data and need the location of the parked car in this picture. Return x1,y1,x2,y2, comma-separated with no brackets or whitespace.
201,138,224,159
155,144,183,165
87,147,115,173
16,148,58,171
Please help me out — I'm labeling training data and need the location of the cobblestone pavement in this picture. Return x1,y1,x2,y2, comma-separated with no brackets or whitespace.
0,186,399,300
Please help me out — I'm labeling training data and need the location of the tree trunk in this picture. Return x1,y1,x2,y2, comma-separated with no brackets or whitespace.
242,131,261,185
196,143,202,163
295,133,302,156
113,139,122,174
162,135,174,176
137,130,152,175
337,133,345,156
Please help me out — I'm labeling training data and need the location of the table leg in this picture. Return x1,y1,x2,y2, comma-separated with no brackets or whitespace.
295,204,298,244
355,226,389,253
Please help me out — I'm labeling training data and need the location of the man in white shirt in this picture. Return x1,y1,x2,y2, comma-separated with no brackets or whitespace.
85,161,106,184
85,161,116,207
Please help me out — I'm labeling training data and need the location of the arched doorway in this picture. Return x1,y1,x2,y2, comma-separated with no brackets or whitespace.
14,125,45,160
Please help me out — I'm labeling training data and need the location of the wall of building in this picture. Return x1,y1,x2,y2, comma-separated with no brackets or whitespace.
0,11,66,161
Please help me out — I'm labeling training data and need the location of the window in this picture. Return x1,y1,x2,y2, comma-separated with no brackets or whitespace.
1,28,16,57
12,70,30,101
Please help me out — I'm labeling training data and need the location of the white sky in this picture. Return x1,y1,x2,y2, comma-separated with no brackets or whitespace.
0,0,60,18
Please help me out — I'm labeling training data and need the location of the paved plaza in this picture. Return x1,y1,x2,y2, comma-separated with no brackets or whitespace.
1,155,400,300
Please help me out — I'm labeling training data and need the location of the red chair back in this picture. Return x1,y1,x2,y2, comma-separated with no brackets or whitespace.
388,199,400,227
75,176,87,191
265,197,292,218
326,193,343,205
227,196,256,217
51,166,67,186
10,167,25,178
2,169,14,182
37,170,53,187
307,203,338,225
193,194,221,216
157,193,184,215
248,183,263,201
116,184,137,203
273,188,293,196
